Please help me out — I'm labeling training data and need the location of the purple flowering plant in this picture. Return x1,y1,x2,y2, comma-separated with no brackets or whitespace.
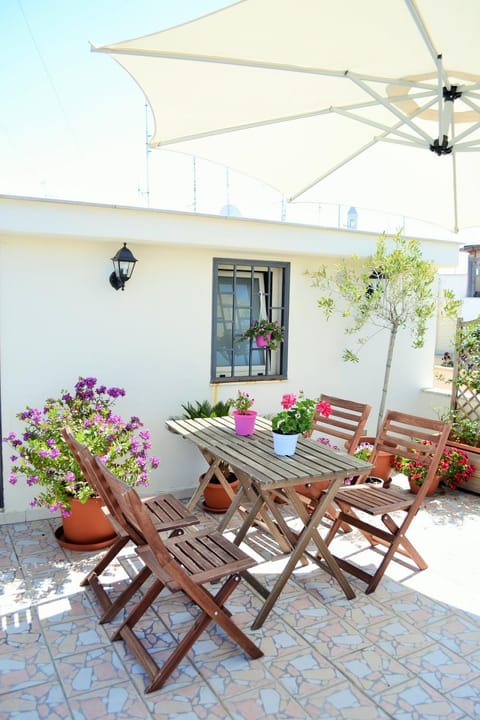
3,376,159,516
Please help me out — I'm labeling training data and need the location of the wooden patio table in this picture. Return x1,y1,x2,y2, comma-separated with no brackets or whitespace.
166,415,372,629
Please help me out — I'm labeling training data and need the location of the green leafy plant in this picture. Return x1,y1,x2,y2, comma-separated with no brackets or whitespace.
453,319,480,394
230,390,255,414
240,319,285,350
392,444,474,489
309,232,461,432
181,399,233,419
438,409,480,448
271,393,331,435
3,377,159,516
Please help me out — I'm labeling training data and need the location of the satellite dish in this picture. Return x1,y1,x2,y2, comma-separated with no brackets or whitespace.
220,204,242,217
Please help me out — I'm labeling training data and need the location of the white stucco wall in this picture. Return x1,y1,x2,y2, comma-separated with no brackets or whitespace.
0,196,461,521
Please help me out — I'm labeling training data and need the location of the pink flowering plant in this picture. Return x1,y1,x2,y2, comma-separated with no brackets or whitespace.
230,390,255,414
3,376,160,516
271,392,332,435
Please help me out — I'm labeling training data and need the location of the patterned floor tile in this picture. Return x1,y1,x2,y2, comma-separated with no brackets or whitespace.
37,593,96,624
55,646,130,697
0,643,55,694
249,618,307,660
265,646,345,697
388,590,463,627
297,679,391,719
362,616,436,658
327,592,394,629
0,568,29,612
196,651,275,699
41,615,111,659
375,677,466,719
145,680,232,719
402,644,480,693
68,681,151,719
425,613,480,656
0,608,45,654
301,616,371,659
447,676,480,718
271,589,334,628
333,646,414,694
0,681,70,719
225,681,310,719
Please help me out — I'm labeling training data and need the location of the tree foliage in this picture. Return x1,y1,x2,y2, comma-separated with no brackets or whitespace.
309,232,461,431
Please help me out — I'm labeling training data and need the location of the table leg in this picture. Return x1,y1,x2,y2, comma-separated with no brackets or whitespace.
250,479,355,630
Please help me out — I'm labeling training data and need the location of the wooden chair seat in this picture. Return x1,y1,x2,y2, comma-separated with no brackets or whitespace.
94,459,263,693
323,410,451,594
61,428,198,622
334,484,411,514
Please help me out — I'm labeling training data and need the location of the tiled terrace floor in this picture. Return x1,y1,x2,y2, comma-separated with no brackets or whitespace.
1,486,479,719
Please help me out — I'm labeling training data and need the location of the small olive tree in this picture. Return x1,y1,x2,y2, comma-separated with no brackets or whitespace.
309,232,460,432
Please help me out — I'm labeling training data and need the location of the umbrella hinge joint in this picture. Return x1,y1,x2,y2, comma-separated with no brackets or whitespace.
430,135,453,156
443,85,462,102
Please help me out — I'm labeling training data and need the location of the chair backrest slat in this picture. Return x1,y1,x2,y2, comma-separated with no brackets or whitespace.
373,410,451,501
308,394,371,453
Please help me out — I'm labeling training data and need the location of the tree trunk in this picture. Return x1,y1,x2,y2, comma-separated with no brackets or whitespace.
377,325,398,434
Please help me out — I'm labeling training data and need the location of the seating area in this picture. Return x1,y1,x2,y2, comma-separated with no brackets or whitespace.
1,483,479,718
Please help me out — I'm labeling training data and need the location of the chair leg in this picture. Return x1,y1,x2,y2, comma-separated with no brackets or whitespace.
80,536,130,587
99,565,153,623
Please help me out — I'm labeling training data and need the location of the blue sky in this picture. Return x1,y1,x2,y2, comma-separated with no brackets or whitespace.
0,0,285,216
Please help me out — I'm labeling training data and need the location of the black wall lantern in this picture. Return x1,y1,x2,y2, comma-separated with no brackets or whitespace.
109,243,138,291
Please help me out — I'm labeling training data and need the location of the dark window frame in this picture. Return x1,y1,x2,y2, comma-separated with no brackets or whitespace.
211,258,290,383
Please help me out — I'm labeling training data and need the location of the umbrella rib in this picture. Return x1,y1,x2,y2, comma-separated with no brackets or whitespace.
347,72,432,144
335,94,437,145
404,0,448,85
93,44,437,92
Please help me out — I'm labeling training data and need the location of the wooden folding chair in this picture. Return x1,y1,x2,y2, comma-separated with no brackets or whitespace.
61,428,198,622
93,458,263,693
323,410,451,593
298,394,371,498
294,395,371,530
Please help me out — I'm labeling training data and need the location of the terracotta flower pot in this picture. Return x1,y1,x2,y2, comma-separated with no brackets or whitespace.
360,436,394,482
56,497,117,551
408,474,441,496
201,474,239,513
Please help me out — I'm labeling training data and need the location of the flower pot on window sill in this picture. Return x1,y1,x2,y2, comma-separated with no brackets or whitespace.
255,334,271,348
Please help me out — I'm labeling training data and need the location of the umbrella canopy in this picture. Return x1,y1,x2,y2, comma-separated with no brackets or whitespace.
94,0,480,232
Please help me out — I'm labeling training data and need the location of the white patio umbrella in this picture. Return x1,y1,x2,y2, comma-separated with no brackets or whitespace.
93,0,480,233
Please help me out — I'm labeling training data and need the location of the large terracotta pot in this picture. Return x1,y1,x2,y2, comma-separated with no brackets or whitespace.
202,474,239,513
57,497,117,551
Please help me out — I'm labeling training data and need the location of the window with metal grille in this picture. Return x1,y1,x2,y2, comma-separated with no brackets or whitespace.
212,259,289,382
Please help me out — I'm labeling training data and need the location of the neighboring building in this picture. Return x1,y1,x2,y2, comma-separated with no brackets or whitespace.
0,195,461,521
